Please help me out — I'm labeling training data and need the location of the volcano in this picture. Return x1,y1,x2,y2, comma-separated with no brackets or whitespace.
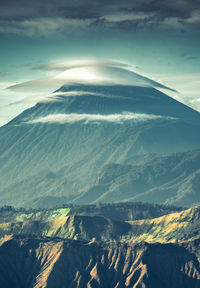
0,61,200,208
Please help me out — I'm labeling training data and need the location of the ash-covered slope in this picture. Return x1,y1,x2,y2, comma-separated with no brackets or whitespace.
0,81,200,207
0,235,200,288
8,84,200,125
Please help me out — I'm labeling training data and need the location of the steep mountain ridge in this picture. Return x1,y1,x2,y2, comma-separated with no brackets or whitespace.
0,235,200,288
0,204,200,287
0,204,200,244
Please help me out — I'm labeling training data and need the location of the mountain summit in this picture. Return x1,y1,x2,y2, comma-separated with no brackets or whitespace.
1,61,200,208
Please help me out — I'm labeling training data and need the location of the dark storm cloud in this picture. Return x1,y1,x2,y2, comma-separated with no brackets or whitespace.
0,0,199,36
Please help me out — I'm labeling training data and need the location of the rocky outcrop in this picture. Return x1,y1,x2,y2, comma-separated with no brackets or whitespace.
1,206,200,243
0,235,200,288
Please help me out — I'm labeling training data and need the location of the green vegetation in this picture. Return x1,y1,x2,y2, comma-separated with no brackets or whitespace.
0,206,71,223
0,203,199,244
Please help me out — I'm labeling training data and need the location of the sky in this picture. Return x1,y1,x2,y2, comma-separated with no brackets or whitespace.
0,0,200,126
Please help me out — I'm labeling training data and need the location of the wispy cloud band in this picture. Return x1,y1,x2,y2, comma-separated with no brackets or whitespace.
28,112,175,124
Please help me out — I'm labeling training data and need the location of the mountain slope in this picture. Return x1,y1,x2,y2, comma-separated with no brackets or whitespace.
0,204,200,287
76,150,200,207
0,235,200,288
0,204,200,244
0,202,183,223
0,84,200,207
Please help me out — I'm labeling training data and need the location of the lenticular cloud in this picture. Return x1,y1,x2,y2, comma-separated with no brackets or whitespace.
8,59,174,94
29,113,174,124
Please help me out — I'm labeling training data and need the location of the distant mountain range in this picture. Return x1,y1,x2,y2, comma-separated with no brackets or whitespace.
0,83,200,207
76,149,200,207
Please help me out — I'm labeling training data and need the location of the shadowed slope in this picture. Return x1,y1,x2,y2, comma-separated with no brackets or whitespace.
0,235,200,288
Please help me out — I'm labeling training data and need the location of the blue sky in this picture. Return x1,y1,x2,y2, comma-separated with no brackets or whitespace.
0,0,200,125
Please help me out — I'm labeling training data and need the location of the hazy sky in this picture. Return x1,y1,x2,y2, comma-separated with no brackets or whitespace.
0,0,200,126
